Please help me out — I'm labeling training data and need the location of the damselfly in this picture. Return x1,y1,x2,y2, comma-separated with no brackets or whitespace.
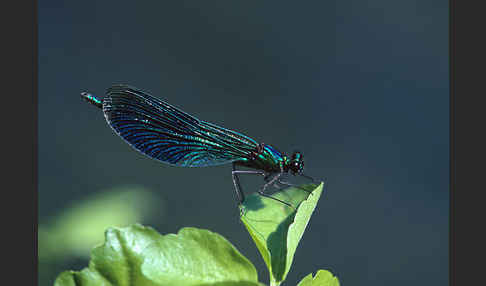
81,85,315,207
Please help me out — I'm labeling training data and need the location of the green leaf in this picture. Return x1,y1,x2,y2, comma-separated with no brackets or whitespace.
54,224,263,286
239,183,323,285
40,186,163,261
296,270,340,286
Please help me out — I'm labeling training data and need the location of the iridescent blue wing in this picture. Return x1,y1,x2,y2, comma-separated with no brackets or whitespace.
102,85,259,167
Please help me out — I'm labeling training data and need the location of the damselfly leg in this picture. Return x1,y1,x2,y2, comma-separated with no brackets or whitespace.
259,171,294,208
231,163,264,205
232,163,293,208
300,173,317,183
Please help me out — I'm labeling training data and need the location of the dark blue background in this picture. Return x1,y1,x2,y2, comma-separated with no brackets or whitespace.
39,1,448,285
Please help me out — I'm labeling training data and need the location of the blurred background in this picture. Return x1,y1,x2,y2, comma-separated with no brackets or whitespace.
38,1,448,285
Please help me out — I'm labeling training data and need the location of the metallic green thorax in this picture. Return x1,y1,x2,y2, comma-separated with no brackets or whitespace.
235,144,304,175
236,144,284,172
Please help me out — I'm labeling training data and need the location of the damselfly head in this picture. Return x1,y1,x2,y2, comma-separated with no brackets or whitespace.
289,151,304,175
